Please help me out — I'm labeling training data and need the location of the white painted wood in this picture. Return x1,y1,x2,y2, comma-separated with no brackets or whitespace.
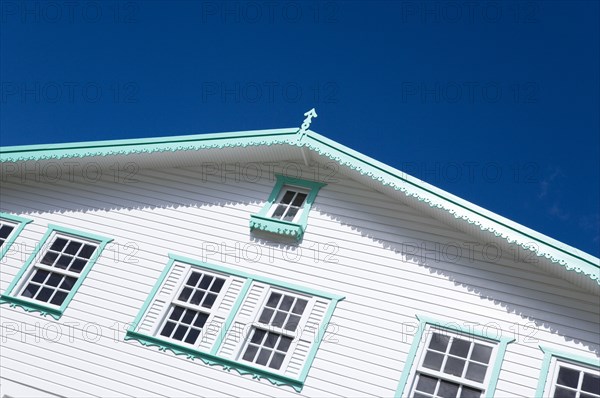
0,160,598,398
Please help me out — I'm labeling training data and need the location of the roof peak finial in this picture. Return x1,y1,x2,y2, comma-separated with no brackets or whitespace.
297,108,317,140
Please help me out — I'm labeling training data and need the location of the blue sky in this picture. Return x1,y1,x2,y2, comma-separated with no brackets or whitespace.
1,1,599,256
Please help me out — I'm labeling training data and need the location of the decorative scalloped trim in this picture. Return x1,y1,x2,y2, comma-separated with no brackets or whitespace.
125,333,302,391
0,297,61,320
249,215,304,240
0,139,292,162
295,140,600,285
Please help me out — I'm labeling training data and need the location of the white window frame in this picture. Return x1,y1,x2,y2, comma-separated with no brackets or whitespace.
265,185,311,224
151,266,233,349
546,358,600,398
235,286,314,373
407,325,500,397
15,232,99,309
0,219,19,249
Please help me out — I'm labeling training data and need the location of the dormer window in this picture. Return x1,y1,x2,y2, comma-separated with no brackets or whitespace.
250,175,325,241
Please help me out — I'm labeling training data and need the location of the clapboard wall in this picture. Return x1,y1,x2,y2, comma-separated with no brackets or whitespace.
0,160,598,397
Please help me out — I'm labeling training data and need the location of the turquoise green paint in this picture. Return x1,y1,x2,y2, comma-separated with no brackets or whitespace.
297,298,341,382
129,258,176,330
168,253,345,301
0,213,32,261
0,127,596,281
128,254,345,391
394,314,515,398
0,224,113,320
252,174,326,241
125,330,304,391
534,345,600,397
209,278,253,355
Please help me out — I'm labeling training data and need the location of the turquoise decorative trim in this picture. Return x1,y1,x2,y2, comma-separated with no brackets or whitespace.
0,212,32,260
168,253,345,301
249,215,304,239
0,224,113,319
394,314,515,398
251,174,326,241
128,254,345,391
2,127,596,284
125,330,304,391
209,278,253,355
534,345,600,397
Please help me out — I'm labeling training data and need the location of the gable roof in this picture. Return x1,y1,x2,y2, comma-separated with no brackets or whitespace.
1,128,598,291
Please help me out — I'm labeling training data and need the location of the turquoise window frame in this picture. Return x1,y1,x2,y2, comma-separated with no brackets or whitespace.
535,345,600,397
250,174,326,241
0,224,113,320
125,252,345,392
0,212,33,261
394,314,515,398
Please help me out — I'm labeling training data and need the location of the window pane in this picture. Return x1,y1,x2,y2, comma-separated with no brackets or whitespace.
423,351,444,371
181,309,195,324
40,251,59,266
283,206,299,221
210,278,225,293
284,314,301,331
201,293,217,308
173,325,188,341
22,283,40,298
465,363,487,383
251,329,266,344
185,328,201,344
64,241,82,255
256,348,272,365
78,244,96,259
46,273,62,287
449,338,471,358
266,293,282,308
69,258,87,273
37,287,54,302
50,290,68,305
429,333,450,352
190,291,204,305
60,276,77,291
444,357,466,377
554,386,577,398
415,374,437,394
460,386,482,398
582,373,600,394
170,306,184,321
438,380,459,397
55,255,73,269
277,336,292,352
32,269,50,283
279,191,295,205
50,238,68,251
291,193,307,207
271,205,287,219
194,312,209,328
0,225,14,239
186,272,201,286
243,344,259,362
269,352,285,370
259,308,274,324
292,299,307,315
179,287,193,301
272,311,287,327
160,322,176,337
279,295,294,311
264,332,278,348
557,367,580,388
471,344,492,364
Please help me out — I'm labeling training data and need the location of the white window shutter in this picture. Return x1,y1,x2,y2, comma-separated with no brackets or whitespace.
217,281,268,358
198,275,246,351
135,261,190,335
284,297,331,378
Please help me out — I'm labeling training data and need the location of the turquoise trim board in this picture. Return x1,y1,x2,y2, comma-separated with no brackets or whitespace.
0,224,113,320
0,212,32,260
1,127,597,284
394,314,515,398
125,253,345,391
250,174,326,241
534,345,600,397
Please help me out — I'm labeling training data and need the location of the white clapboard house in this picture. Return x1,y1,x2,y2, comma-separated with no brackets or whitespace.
0,117,598,398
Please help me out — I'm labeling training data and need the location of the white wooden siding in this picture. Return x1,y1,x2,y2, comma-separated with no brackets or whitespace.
0,161,598,398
